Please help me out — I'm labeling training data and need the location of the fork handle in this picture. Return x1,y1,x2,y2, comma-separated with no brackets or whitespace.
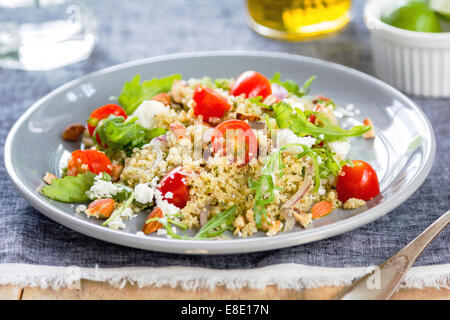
336,210,449,300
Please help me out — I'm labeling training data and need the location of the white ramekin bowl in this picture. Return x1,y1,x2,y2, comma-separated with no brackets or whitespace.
364,0,450,98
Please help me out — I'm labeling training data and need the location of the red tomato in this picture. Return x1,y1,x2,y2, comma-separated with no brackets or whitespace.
87,104,127,136
67,150,112,176
230,71,272,99
157,166,190,209
336,160,380,202
67,150,90,176
211,120,258,165
192,85,231,123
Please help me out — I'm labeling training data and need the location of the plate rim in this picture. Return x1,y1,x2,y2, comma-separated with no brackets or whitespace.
4,50,436,255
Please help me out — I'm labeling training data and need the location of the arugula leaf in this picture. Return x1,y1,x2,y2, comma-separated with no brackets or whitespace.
94,115,166,156
313,146,347,179
118,74,182,114
153,206,237,240
193,205,238,239
42,172,96,203
273,102,371,140
249,150,285,228
271,72,316,97
214,78,232,90
287,144,321,193
248,96,271,110
249,142,329,228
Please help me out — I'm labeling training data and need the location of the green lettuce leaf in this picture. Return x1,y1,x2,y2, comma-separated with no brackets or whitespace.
118,74,182,114
94,115,166,157
273,102,371,140
271,72,316,97
42,172,96,203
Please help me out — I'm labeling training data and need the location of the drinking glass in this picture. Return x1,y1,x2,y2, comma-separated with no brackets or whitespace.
246,0,352,41
0,0,96,70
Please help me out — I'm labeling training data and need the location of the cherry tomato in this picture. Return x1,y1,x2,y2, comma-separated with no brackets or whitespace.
87,104,127,136
67,149,112,176
308,106,322,124
336,160,380,202
192,85,231,123
230,71,272,99
157,166,190,209
308,114,317,124
67,150,90,176
211,120,258,165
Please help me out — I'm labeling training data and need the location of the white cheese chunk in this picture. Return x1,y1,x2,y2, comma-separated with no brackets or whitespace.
86,174,120,200
131,100,168,129
328,140,351,160
277,129,316,154
283,98,305,111
134,183,155,204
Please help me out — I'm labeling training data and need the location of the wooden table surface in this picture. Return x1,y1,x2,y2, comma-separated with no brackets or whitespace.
1,283,449,300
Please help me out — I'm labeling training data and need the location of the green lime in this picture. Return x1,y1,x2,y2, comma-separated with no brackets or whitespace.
382,0,442,32
430,0,450,22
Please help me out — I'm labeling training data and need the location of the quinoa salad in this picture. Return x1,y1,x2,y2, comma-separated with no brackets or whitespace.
42,71,380,240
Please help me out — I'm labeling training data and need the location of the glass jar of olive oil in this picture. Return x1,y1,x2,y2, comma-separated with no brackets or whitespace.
246,0,352,41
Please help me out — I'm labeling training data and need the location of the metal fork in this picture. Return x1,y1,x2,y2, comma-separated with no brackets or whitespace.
335,210,450,300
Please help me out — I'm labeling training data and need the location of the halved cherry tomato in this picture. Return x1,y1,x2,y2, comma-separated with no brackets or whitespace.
336,160,380,202
87,104,127,136
67,149,112,176
67,150,90,176
211,120,258,165
192,85,231,123
230,71,272,99
308,105,322,124
157,166,190,209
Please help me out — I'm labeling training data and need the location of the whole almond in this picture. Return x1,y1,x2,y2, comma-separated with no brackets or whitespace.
62,123,86,141
143,207,164,234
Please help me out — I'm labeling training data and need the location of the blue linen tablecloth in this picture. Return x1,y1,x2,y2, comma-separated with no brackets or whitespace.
0,0,448,269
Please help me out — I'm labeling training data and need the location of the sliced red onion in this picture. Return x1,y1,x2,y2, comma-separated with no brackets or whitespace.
199,206,210,227
271,83,288,100
147,134,168,171
281,166,313,231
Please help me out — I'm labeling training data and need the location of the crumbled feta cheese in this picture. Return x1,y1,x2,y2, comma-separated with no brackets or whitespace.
75,205,87,214
283,98,305,111
159,199,180,217
328,140,351,160
136,231,146,237
164,192,174,199
121,208,135,220
150,177,159,188
318,134,325,140
318,185,326,196
157,228,167,235
86,176,120,200
277,129,316,154
154,189,180,218
108,217,126,230
131,100,168,129
134,183,155,204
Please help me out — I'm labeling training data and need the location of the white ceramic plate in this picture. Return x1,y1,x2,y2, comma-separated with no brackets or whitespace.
4,51,435,254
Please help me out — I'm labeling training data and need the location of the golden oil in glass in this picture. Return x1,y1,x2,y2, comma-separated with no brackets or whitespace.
246,0,352,41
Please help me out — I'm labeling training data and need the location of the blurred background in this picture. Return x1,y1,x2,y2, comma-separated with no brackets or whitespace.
0,0,373,88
